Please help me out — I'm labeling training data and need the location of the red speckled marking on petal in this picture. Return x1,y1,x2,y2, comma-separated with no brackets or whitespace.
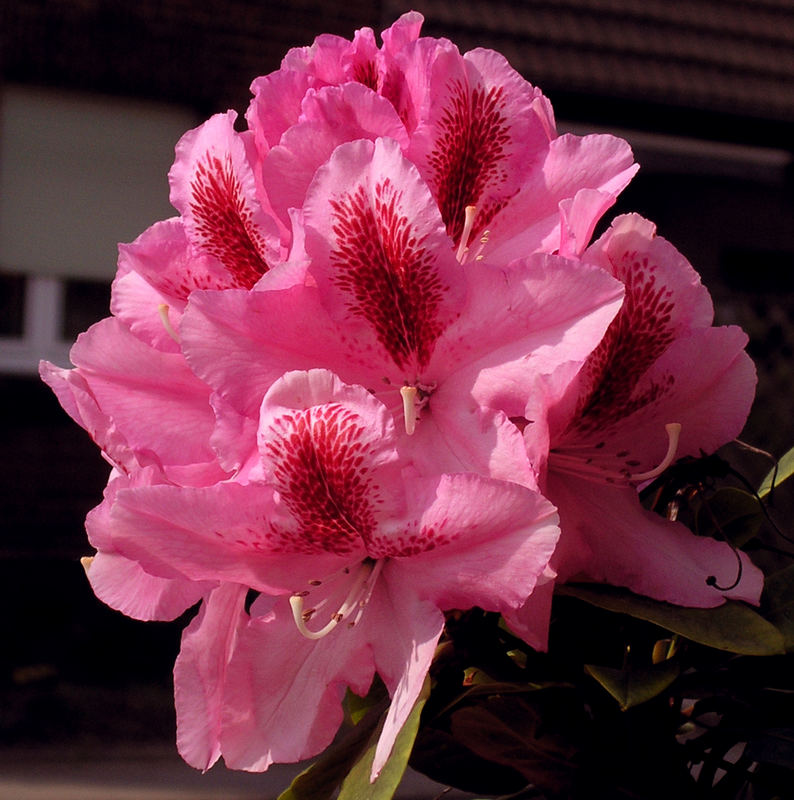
575,252,678,432
262,404,379,554
189,153,269,288
330,178,447,371
428,80,512,245
368,521,455,559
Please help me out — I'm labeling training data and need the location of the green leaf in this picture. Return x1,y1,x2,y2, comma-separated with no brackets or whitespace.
559,584,785,655
695,487,763,546
336,675,430,800
759,445,794,499
764,563,794,651
276,692,389,800
584,660,680,711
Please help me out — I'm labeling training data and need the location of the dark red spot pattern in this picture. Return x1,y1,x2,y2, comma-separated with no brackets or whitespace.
427,79,512,245
575,252,678,433
352,59,379,91
262,404,379,554
189,153,270,288
330,178,447,371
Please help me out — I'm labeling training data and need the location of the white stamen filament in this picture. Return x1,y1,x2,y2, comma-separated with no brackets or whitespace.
631,423,682,482
290,560,382,640
456,205,478,263
158,304,180,343
400,385,419,435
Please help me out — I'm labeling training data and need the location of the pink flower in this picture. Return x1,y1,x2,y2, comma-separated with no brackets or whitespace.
106,369,561,776
514,215,762,642
181,136,625,481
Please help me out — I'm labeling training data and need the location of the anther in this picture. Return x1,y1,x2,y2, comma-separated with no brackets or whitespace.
631,423,682,482
400,385,419,435
157,304,180,343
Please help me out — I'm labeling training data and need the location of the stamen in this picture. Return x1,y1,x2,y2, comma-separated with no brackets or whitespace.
456,205,478,262
631,423,682,482
158,304,180,343
400,385,419,435
290,560,379,640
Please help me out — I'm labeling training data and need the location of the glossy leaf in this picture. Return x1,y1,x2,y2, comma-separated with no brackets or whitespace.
584,660,680,711
559,584,785,655
336,675,430,800
758,444,794,499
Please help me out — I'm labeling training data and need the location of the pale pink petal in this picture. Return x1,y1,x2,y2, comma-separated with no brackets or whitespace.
169,112,279,287
220,593,376,770
558,189,618,259
548,472,763,606
360,581,444,779
303,137,465,374
86,551,210,622
381,473,559,611
432,254,625,417
485,133,638,262
175,583,247,771
262,83,408,225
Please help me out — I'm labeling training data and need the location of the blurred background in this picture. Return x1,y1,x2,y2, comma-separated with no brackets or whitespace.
1,1,793,797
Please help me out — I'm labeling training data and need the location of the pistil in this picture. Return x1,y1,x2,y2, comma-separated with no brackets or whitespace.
456,205,478,263
158,304,180,343
400,385,419,435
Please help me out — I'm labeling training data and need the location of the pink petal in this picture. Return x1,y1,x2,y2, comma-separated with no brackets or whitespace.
382,473,559,611
262,83,408,225
548,472,763,606
111,481,356,593
169,112,279,287
303,136,465,373
67,317,218,469
485,133,638,262
246,69,315,155
219,593,376,770
86,550,210,622
256,370,408,556
174,583,247,771
407,43,553,248
360,581,444,779
433,254,625,418
501,573,556,652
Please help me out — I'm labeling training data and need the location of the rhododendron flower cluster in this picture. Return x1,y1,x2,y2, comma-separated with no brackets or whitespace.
41,11,763,782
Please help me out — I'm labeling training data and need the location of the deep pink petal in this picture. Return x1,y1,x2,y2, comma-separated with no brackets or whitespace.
548,472,763,606
257,370,408,556
174,583,247,771
304,136,465,374
169,112,279,287
407,43,553,249
501,573,556,652
220,593,376,771
67,317,217,468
